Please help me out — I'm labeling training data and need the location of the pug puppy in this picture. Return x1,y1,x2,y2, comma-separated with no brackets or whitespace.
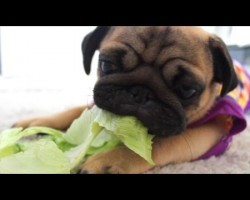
15,26,238,174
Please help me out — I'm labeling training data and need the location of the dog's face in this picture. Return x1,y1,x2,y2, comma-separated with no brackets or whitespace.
82,26,238,137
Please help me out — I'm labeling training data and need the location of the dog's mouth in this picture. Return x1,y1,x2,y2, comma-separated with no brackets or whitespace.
94,84,186,137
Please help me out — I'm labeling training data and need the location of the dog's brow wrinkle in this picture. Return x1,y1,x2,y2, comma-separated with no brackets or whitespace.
163,57,194,67
139,35,148,49
160,41,176,49
123,42,140,56
123,42,141,59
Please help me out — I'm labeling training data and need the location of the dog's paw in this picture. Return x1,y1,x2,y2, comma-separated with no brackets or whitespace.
13,117,53,129
79,147,152,174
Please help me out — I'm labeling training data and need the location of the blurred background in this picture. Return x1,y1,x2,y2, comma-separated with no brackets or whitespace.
201,26,250,72
0,26,250,130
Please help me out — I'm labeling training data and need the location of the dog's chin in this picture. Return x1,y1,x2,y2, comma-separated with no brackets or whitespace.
94,84,186,137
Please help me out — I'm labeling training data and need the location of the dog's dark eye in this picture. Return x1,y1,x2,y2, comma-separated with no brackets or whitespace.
176,85,197,100
100,61,117,74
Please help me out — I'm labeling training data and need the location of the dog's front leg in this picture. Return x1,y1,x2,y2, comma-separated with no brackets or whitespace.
153,115,231,166
81,115,231,174
14,106,87,130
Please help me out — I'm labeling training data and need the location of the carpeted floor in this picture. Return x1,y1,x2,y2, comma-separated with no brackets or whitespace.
1,77,250,174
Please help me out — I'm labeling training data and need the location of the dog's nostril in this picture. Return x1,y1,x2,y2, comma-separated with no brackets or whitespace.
147,93,155,100
130,87,142,103
131,87,140,97
129,86,156,103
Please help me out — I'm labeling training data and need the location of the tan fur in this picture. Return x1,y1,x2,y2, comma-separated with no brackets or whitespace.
14,106,86,130
99,26,219,125
14,26,232,174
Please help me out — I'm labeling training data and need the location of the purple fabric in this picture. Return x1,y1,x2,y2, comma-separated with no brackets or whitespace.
188,96,247,160
245,97,250,112
245,70,250,112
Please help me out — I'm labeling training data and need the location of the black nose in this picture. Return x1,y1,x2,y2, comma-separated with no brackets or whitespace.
130,86,156,104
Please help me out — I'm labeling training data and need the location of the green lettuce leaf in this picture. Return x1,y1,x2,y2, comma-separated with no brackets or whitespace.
64,106,155,170
64,106,101,145
0,105,155,174
0,128,23,158
65,125,100,173
0,139,70,174
93,108,155,165
0,127,65,157
86,133,121,157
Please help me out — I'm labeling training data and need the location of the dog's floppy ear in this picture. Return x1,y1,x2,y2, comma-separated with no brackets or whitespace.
82,26,110,75
209,35,238,96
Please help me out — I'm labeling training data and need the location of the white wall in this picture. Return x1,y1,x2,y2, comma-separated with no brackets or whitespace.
201,26,250,46
1,26,250,85
0,26,99,90
1,26,95,77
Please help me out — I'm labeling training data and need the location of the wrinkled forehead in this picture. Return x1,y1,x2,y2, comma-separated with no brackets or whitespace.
101,26,211,49
99,26,212,69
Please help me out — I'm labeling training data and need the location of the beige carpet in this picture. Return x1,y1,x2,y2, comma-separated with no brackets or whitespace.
1,77,250,174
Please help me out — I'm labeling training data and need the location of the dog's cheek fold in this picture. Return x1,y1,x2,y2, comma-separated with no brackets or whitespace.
122,52,139,70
